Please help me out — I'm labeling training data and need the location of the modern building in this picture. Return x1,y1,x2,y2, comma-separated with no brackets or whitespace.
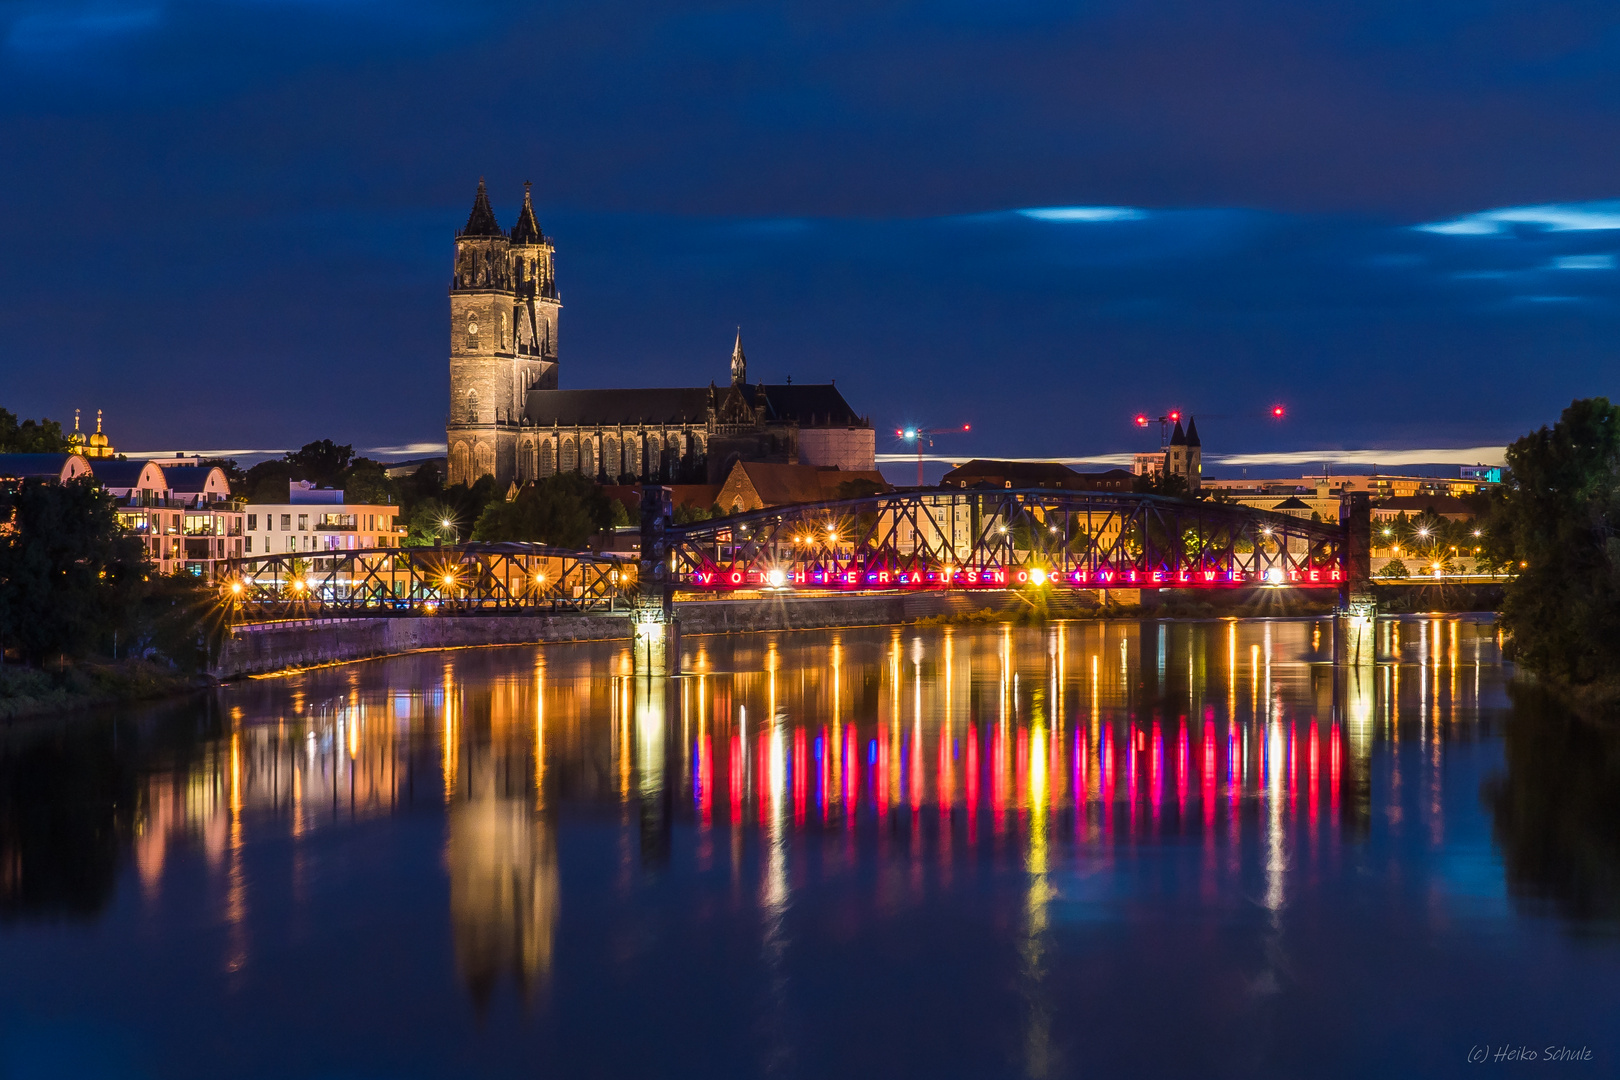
99,460,245,575
940,460,1136,492
444,180,874,488
0,453,93,485
243,481,405,556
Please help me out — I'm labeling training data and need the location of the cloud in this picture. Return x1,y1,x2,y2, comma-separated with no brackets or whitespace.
367,442,448,456
1416,201,1620,237
1552,254,1615,271
1017,207,1147,223
4,4,162,54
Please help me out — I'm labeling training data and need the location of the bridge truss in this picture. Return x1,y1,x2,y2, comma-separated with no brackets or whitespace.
664,489,1346,592
215,543,635,620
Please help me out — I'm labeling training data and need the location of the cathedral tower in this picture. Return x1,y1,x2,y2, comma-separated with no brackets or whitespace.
446,179,561,488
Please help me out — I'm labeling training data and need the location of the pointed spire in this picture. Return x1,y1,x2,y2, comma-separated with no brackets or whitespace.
461,177,503,237
730,327,747,386
1185,416,1201,447
74,409,80,433
95,409,103,435
1169,419,1187,446
511,180,544,245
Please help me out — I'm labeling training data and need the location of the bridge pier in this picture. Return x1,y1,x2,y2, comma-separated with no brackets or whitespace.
1334,491,1376,665
635,484,681,677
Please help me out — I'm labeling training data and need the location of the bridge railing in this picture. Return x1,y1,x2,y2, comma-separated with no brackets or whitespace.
211,543,636,620
663,489,1346,592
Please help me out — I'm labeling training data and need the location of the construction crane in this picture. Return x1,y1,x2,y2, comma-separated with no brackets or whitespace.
895,424,971,487
1134,404,1286,446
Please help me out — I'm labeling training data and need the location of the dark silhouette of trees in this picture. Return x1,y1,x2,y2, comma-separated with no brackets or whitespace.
1490,398,1620,702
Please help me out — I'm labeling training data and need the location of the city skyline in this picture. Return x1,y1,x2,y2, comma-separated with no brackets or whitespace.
5,3,1620,465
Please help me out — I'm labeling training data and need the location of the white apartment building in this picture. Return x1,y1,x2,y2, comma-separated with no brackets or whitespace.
243,481,405,557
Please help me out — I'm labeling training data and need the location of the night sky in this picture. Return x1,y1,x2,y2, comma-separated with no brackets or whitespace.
4,1,1619,478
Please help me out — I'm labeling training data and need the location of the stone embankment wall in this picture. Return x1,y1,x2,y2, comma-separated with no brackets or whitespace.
211,592,1099,679
213,615,631,678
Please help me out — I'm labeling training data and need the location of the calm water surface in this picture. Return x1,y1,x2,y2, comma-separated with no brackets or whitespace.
2,616,1617,1079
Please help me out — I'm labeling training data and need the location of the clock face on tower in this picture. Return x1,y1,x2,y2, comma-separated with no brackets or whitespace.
468,318,479,336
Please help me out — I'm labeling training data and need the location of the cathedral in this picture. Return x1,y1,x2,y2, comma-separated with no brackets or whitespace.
446,181,875,488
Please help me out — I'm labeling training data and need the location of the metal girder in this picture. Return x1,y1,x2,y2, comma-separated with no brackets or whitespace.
664,490,1346,591
214,543,635,621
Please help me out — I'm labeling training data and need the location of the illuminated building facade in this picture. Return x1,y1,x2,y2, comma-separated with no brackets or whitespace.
445,181,874,488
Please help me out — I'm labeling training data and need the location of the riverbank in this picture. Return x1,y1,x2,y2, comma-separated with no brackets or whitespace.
0,661,205,720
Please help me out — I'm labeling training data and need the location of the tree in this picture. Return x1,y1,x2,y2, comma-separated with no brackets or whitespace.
283,440,354,487
243,459,294,503
0,479,147,666
341,458,395,505
1376,558,1410,579
402,499,460,546
1492,398,1620,698
0,409,68,454
472,473,615,548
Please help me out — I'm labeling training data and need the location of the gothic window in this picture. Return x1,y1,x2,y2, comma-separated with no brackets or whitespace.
466,314,479,350
539,440,554,475
474,443,496,480
518,439,534,481
499,312,506,349
465,389,479,424
603,435,620,478
560,438,577,473
450,442,470,485
580,439,595,477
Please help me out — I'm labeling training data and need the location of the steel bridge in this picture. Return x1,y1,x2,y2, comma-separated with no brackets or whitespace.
215,542,635,620
661,489,1349,594
212,490,1355,620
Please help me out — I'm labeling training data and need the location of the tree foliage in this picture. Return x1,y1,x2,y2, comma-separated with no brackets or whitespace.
472,473,615,548
1492,398,1620,691
0,408,68,454
283,439,354,487
0,479,147,666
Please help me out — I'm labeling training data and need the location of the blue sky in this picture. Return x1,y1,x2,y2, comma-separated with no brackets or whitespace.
4,1,1620,474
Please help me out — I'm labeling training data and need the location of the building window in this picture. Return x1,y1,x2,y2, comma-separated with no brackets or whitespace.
245,536,252,553
287,537,296,553
297,514,309,531
281,514,291,530
247,514,257,531
466,316,479,349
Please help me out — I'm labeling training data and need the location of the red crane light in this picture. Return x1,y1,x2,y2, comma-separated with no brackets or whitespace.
1168,410,1181,423
1134,414,1149,427
1271,405,1286,418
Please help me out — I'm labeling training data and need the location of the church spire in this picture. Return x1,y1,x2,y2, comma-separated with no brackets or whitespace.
511,181,543,245
1185,416,1201,447
461,177,503,237
731,328,747,386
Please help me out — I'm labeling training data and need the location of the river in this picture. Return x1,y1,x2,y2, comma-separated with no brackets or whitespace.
0,616,1615,1078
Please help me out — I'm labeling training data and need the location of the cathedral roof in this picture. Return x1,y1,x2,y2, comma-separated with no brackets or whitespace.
510,182,544,245
1185,417,1201,447
522,383,865,429
1169,419,1187,446
460,178,503,238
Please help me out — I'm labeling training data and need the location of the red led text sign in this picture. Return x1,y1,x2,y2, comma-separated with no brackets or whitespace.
682,565,1342,590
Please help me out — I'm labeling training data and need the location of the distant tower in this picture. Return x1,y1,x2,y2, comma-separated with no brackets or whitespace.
1164,417,1202,492
730,328,747,386
446,180,560,488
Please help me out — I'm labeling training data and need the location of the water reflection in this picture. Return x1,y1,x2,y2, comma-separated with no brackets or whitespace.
4,615,1617,1025
1484,685,1620,925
